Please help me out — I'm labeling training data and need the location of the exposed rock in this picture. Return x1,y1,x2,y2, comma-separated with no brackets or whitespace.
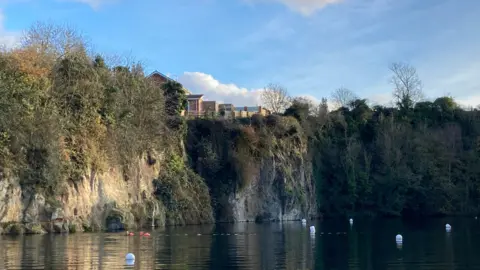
4,223,25,235
52,221,69,233
0,118,315,230
186,118,317,225
50,208,64,221
22,194,47,223
131,201,166,228
0,155,167,232
24,223,47,234
228,155,316,223
0,177,22,223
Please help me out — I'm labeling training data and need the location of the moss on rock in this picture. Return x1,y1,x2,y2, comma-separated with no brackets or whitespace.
4,223,25,235
153,152,214,226
24,223,46,234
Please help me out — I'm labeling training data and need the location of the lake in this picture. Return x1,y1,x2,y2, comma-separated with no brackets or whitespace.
1,217,480,269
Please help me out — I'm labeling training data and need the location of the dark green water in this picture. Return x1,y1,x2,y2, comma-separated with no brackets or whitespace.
1,217,479,269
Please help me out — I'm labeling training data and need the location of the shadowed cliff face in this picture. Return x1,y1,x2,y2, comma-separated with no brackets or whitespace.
228,154,315,222
186,116,317,223
229,154,316,222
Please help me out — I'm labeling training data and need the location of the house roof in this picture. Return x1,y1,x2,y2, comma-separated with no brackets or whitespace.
148,70,173,81
187,94,204,99
149,70,191,94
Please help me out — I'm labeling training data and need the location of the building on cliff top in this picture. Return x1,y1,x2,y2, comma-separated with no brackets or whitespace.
148,71,269,118
148,71,191,94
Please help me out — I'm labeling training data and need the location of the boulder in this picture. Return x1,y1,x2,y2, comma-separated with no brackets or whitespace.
52,221,69,233
24,223,47,234
4,223,25,235
50,208,64,221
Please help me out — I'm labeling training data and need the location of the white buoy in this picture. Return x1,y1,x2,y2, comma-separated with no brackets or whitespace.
396,234,403,243
125,253,135,260
446,224,451,232
301,218,307,223
309,226,316,234
349,218,353,224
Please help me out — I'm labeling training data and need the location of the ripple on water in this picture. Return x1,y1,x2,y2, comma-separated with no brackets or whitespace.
1,218,480,269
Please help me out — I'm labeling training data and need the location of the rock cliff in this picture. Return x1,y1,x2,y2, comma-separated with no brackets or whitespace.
186,115,317,223
1,115,316,234
0,153,213,234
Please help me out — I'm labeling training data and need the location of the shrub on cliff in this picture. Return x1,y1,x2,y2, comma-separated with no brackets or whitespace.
0,23,169,199
153,152,213,225
186,116,308,218
280,77,480,217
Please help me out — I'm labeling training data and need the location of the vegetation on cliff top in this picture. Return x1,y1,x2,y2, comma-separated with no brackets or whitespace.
186,114,312,220
1,22,480,223
276,64,480,217
0,23,166,196
0,22,212,226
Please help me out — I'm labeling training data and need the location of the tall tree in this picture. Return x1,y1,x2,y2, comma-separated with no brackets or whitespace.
390,62,424,111
331,87,357,109
261,83,291,114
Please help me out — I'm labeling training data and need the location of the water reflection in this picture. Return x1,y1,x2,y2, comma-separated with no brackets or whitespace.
1,218,480,269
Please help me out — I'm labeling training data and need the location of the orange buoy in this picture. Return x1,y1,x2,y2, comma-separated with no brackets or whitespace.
139,231,144,236
143,233,151,237
128,232,134,236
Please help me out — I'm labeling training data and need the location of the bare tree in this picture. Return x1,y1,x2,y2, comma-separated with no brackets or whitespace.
261,83,291,113
389,62,424,110
331,87,357,109
21,21,88,59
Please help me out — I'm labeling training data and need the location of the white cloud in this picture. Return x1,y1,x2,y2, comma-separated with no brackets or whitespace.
248,0,343,16
178,72,333,109
367,93,394,107
0,9,20,49
177,71,479,113
177,72,263,106
456,95,480,109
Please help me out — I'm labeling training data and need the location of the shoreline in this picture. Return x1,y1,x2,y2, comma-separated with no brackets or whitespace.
2,215,476,236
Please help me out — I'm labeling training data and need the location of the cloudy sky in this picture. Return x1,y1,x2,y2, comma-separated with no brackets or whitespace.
1,0,480,107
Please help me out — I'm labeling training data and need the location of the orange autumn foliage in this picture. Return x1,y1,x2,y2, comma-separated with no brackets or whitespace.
8,47,53,82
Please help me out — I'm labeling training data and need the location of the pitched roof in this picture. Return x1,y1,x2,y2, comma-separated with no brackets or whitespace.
148,70,192,94
187,94,204,99
148,70,173,81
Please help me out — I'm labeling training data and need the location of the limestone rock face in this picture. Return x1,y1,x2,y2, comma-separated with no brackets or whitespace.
0,157,172,232
228,155,316,223
185,118,317,224
0,153,214,233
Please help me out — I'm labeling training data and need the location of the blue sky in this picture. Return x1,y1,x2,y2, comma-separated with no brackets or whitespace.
1,0,480,107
